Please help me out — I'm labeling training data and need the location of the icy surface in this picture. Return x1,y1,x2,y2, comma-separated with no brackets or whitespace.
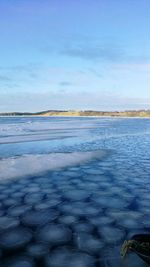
0,150,108,181
0,117,150,266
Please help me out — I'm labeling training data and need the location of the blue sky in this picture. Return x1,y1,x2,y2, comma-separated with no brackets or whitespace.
0,0,150,111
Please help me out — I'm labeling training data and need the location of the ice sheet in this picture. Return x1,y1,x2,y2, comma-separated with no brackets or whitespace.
0,117,149,145
0,118,103,144
0,150,108,181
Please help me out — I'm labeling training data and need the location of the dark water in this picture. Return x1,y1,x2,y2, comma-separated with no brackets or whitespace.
0,117,150,267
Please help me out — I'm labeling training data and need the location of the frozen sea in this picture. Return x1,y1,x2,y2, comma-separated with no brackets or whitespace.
0,116,150,267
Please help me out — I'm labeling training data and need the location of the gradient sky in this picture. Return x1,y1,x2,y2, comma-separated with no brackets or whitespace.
0,0,150,112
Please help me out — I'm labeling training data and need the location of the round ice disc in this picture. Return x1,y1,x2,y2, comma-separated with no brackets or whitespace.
98,226,125,245
63,189,90,201
26,242,49,259
0,227,32,250
21,209,59,228
72,222,94,234
0,216,20,232
45,247,95,267
75,232,104,255
58,215,78,226
3,198,21,207
35,199,61,210
36,224,72,246
4,256,35,267
7,205,32,217
89,216,114,227
24,193,44,205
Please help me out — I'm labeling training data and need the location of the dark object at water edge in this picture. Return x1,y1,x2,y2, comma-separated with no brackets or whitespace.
121,234,150,264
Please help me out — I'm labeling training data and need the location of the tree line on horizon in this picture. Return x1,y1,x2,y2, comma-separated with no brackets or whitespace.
0,109,150,117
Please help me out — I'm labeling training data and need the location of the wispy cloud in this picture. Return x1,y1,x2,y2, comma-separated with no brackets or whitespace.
87,68,103,78
0,75,12,82
61,43,150,68
59,81,72,86
41,36,150,68
60,42,124,62
0,63,40,74
0,63,41,90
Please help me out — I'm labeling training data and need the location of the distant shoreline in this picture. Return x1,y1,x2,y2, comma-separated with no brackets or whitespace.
1,116,150,119
0,110,150,118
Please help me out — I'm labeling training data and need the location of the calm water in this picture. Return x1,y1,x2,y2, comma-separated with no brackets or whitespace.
0,117,150,266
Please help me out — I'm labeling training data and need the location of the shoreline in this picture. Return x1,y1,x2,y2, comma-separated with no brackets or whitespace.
0,115,150,119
